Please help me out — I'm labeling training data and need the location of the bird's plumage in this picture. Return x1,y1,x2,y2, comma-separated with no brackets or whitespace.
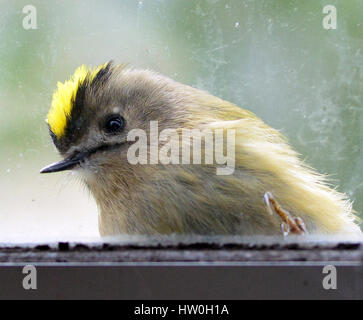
44,63,361,236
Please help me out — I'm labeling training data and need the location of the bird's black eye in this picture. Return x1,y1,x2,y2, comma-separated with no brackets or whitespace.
105,115,125,134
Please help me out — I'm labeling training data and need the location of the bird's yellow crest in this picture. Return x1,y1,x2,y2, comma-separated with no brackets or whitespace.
47,63,108,138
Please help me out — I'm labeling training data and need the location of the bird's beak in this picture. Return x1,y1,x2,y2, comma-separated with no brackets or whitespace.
40,151,88,174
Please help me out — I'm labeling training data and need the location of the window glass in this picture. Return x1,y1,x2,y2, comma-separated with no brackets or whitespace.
0,0,362,241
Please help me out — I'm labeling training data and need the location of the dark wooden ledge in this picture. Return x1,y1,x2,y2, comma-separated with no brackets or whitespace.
0,235,362,264
0,235,362,299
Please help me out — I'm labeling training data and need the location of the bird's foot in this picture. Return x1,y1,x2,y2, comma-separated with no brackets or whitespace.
264,191,307,236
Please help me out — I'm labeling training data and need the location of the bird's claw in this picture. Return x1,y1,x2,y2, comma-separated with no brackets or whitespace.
264,191,307,236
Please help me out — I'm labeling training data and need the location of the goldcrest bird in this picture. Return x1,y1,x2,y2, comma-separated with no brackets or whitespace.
41,62,361,236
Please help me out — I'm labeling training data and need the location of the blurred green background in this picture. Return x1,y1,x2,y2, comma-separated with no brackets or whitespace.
0,0,362,240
